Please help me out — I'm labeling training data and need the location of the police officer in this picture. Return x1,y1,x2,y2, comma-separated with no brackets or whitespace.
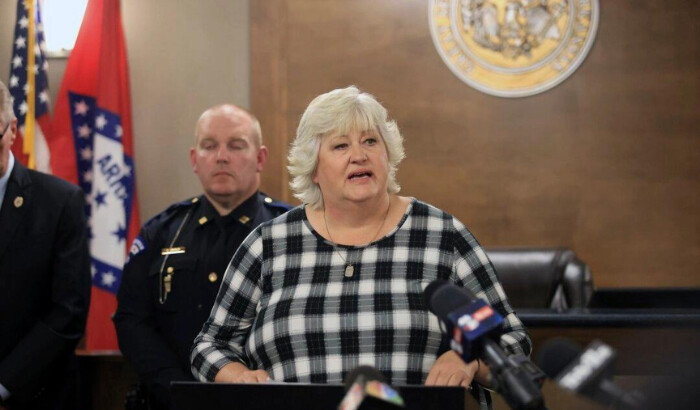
113,104,290,410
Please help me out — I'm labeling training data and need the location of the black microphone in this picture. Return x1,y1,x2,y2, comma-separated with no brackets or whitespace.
423,280,546,410
536,338,644,410
338,366,405,410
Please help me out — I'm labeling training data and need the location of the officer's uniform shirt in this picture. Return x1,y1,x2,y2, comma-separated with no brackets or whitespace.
113,191,290,410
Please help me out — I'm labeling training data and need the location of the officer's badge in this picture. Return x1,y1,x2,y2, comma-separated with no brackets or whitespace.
429,0,599,97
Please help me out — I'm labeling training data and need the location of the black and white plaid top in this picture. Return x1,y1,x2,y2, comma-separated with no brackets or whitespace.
191,199,530,404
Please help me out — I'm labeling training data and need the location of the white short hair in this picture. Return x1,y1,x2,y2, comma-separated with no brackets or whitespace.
288,86,405,209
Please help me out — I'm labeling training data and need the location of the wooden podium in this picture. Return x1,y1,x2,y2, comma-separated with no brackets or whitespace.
171,381,472,410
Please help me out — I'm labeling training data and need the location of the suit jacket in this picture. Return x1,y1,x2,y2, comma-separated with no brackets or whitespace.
0,161,91,408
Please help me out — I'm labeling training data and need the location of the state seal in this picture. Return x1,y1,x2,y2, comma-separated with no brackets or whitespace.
429,0,599,97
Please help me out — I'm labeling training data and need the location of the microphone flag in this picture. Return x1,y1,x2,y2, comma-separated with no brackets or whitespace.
339,366,404,410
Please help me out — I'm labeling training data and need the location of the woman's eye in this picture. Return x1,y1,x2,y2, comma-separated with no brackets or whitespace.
365,138,377,145
333,143,347,150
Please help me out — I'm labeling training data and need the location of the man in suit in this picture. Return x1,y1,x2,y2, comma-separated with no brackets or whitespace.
113,104,291,410
0,83,91,410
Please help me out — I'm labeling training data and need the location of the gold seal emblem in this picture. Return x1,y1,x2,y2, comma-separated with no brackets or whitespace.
14,196,24,208
429,0,599,97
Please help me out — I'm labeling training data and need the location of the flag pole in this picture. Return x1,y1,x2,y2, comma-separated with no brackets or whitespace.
25,0,36,169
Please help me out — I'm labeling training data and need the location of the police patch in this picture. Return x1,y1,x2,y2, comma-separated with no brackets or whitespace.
126,236,146,263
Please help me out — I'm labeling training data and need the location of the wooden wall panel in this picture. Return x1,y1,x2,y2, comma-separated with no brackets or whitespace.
252,0,290,201
251,0,700,288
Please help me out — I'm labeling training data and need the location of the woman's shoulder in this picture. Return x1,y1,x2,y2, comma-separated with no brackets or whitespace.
408,198,455,220
235,206,307,259
406,198,476,236
255,205,306,235
260,204,304,224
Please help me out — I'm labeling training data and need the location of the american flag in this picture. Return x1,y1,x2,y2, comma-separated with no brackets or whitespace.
8,0,52,172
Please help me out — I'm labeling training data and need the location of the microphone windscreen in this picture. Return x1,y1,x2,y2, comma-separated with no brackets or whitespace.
535,338,583,379
423,280,478,318
343,365,387,392
422,280,448,309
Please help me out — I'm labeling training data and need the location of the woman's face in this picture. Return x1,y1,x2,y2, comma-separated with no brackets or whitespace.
313,128,390,207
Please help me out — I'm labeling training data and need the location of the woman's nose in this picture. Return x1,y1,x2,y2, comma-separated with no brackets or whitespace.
349,144,367,162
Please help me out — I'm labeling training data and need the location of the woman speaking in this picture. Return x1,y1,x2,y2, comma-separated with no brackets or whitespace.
191,86,530,409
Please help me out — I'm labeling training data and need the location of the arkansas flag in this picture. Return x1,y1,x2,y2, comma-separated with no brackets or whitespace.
52,0,139,350
8,0,52,172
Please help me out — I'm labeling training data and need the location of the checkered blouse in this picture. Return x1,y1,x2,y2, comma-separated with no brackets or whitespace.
191,199,530,404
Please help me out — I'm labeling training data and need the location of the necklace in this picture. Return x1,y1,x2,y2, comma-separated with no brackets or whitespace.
323,197,392,278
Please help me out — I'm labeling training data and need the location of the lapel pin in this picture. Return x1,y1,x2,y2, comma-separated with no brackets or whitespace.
14,196,23,208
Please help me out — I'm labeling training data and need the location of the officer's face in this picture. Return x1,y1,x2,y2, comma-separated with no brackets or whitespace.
0,117,16,177
190,110,267,206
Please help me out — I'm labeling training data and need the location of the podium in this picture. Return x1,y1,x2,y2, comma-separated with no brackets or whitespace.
171,381,471,410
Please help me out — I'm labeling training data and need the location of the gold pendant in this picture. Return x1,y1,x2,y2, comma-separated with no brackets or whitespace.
344,264,354,278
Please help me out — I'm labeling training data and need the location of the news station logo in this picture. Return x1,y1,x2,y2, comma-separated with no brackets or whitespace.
457,305,494,331
558,342,614,391
365,380,405,406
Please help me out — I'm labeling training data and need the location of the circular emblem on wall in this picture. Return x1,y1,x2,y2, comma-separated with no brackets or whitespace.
429,0,599,97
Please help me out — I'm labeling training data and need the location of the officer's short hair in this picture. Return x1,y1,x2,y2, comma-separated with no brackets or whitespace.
194,104,262,147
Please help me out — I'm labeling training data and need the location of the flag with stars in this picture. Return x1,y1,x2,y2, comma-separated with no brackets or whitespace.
52,0,139,350
8,0,52,172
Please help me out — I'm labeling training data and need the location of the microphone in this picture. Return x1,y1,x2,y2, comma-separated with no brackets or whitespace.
423,280,546,410
536,338,644,410
423,280,505,362
338,366,405,410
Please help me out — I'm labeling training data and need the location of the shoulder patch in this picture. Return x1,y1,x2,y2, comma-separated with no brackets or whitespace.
126,236,147,264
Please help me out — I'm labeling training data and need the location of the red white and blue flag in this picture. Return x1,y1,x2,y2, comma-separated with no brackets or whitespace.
52,0,139,350
8,0,52,172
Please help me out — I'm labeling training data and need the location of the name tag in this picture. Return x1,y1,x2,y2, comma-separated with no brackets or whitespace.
161,246,186,256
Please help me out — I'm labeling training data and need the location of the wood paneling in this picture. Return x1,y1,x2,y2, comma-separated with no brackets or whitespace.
251,0,700,288
251,0,290,201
